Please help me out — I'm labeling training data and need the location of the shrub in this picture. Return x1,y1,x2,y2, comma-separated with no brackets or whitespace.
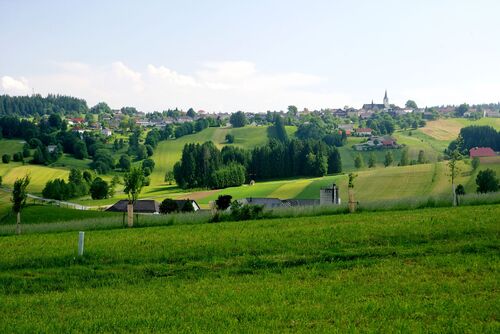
181,201,194,213
2,154,11,164
229,201,265,221
90,177,110,199
159,199,179,214
476,169,499,193
455,184,465,196
225,134,235,143
215,195,232,210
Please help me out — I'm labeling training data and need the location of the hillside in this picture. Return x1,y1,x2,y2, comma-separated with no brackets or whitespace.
0,205,498,332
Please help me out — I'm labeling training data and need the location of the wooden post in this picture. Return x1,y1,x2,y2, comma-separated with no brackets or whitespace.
15,212,21,235
127,203,134,227
78,231,85,256
348,189,356,213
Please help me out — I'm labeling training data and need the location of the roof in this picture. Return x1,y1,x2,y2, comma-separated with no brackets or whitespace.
171,199,200,211
355,128,373,132
283,199,320,207
469,147,496,158
382,140,395,145
239,198,283,207
106,200,160,213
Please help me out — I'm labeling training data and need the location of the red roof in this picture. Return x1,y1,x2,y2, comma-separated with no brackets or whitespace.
469,147,495,158
355,128,372,133
71,118,84,123
382,140,394,146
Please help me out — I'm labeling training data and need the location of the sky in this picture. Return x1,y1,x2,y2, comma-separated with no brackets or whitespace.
1,0,499,112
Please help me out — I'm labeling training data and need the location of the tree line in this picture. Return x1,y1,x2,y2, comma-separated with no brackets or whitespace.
0,94,88,117
447,125,500,154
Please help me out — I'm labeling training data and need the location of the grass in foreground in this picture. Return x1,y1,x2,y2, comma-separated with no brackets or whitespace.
0,205,498,332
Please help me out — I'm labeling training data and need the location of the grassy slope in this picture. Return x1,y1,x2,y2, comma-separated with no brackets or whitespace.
148,126,269,193
421,117,500,141
0,139,25,156
0,205,498,332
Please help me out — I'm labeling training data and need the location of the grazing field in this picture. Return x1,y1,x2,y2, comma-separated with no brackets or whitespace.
0,205,498,332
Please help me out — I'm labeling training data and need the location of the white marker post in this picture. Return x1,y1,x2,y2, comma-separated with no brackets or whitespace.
78,231,85,256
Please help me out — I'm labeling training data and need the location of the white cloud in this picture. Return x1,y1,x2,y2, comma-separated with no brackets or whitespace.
1,76,30,94
1,60,350,112
147,64,200,87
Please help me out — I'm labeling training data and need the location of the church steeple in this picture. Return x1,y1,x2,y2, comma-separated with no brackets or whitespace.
383,90,389,108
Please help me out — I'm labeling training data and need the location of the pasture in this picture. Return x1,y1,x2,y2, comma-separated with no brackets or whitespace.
0,205,498,332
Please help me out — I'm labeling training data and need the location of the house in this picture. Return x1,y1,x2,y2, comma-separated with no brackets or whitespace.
106,200,160,214
354,128,373,136
469,147,496,158
101,128,112,137
47,145,57,153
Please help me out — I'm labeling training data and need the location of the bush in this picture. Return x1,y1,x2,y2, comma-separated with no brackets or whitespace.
215,195,232,211
210,163,245,189
476,169,499,193
181,201,194,212
90,177,110,199
225,134,235,143
455,184,465,196
12,152,23,162
2,154,11,164
229,201,265,221
159,199,179,214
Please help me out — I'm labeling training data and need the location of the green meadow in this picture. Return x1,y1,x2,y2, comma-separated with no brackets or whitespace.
0,205,498,332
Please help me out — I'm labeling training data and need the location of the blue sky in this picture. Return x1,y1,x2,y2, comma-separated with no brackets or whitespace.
1,0,499,112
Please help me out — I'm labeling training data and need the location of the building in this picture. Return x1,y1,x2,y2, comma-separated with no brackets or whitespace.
106,200,160,213
238,197,284,209
101,128,112,137
47,145,57,153
354,128,373,136
320,184,341,205
469,147,496,158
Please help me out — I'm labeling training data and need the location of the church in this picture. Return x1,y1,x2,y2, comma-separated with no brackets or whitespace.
362,90,390,111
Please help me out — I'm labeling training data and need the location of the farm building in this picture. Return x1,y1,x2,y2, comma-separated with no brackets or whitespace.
106,200,160,213
469,147,496,158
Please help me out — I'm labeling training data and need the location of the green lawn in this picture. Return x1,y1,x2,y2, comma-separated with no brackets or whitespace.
0,205,498,332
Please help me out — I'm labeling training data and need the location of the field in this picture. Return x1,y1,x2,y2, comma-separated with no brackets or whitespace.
420,117,500,141
1,119,499,211
0,205,498,332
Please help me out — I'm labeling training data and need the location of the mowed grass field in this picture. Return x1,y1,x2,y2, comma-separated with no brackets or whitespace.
0,205,498,332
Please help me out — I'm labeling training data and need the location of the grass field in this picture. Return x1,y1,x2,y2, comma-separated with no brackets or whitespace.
0,205,498,332
0,205,120,225
0,139,25,156
421,117,500,140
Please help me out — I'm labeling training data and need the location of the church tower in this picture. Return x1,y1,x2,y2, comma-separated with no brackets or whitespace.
383,90,389,108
